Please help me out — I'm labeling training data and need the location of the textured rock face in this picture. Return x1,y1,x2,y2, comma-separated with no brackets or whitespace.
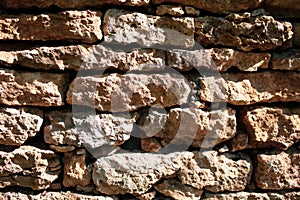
264,0,300,18
195,13,293,51
152,0,263,14
0,45,165,72
0,108,43,146
0,146,60,190
1,0,150,9
63,149,91,187
203,191,300,200
200,72,300,105
104,9,195,48
156,5,185,16
44,111,134,154
138,108,236,148
179,151,252,192
255,151,300,190
68,73,192,112
0,11,102,42
0,191,114,200
93,152,194,195
240,107,300,150
154,179,203,200
271,49,300,71
0,68,68,106
167,48,270,72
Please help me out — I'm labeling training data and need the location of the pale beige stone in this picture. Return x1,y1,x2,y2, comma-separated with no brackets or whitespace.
0,11,102,43
179,151,252,192
0,107,43,146
200,72,300,105
195,13,293,51
154,179,203,200
156,5,184,16
67,73,192,112
0,68,68,106
152,0,263,14
104,9,194,48
63,149,91,187
0,146,60,190
255,150,300,190
240,107,300,150
167,48,270,72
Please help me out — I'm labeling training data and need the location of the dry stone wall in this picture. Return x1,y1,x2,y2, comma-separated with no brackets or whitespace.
0,0,299,199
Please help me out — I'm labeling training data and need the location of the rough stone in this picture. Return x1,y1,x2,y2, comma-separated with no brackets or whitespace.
228,132,250,152
1,0,150,9
195,13,293,51
255,150,300,190
0,146,60,190
138,108,236,148
0,45,165,71
240,107,300,150
264,0,300,18
167,48,270,72
136,191,156,200
67,73,192,112
141,137,162,152
154,179,203,200
271,49,300,71
179,151,252,192
93,152,194,195
63,149,91,187
203,191,300,200
185,6,200,17
0,107,43,146
200,72,300,105
0,11,102,43
0,191,115,200
104,9,194,48
0,68,68,106
44,111,134,155
156,5,184,16
152,0,263,14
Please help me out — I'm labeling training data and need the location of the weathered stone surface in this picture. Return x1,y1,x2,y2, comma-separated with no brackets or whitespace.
44,111,134,155
179,151,252,192
185,6,200,17
154,179,203,200
63,149,91,188
1,0,149,9
195,13,293,51
0,45,165,71
0,191,115,200
228,132,250,152
0,107,43,146
141,137,162,152
138,108,236,148
264,0,300,18
203,191,300,200
0,68,68,106
255,151,300,190
0,146,60,190
104,9,194,48
152,0,263,14
200,72,300,105
156,5,184,16
0,11,102,43
136,191,156,200
271,49,300,71
167,48,270,72
68,73,192,112
93,152,194,195
240,107,300,150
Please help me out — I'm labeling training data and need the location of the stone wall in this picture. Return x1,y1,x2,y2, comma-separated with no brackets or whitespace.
0,0,299,199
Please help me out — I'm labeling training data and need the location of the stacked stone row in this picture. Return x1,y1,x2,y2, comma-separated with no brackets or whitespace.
0,0,299,199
